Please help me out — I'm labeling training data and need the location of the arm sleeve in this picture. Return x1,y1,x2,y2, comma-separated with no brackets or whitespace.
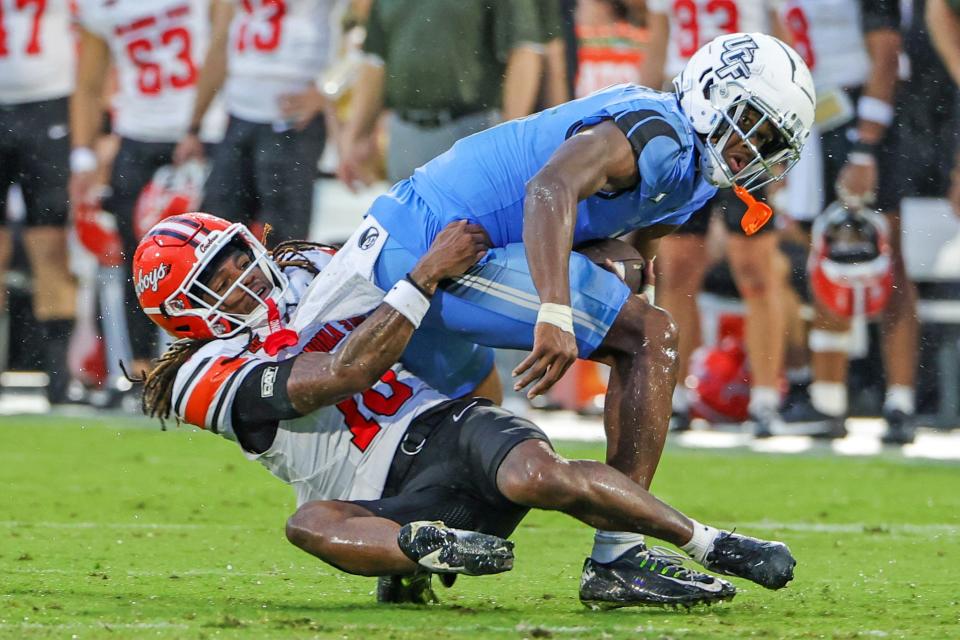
230,360,302,427
171,350,262,434
862,0,900,33
493,0,545,63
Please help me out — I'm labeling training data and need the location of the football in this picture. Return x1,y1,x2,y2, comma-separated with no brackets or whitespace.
574,238,647,294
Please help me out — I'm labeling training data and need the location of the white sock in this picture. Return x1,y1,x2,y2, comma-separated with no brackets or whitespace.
810,382,847,417
680,520,720,565
748,386,780,416
591,530,646,564
672,385,690,414
884,385,915,415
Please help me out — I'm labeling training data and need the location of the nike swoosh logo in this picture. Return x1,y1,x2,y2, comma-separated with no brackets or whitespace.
654,574,726,593
452,401,479,423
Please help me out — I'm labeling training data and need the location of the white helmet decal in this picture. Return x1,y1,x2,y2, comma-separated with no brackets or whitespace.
674,33,816,192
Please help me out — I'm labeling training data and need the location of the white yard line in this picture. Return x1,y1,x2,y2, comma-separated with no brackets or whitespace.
1,520,955,535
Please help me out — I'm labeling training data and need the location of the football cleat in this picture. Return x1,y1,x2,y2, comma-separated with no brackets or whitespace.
782,401,847,440
750,407,783,439
397,521,514,575
881,409,915,445
579,545,736,609
376,572,438,604
702,532,796,590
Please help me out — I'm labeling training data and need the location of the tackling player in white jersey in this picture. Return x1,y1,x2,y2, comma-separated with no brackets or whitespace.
174,0,345,242
70,0,216,379
0,0,77,403
131,212,797,608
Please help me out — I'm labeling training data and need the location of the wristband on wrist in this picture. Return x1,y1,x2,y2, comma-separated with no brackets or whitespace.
187,123,201,136
536,303,575,335
383,279,431,328
69,147,98,173
857,96,894,127
404,273,433,299
847,151,877,167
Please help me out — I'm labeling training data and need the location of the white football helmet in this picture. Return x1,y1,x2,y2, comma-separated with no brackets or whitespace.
674,32,815,192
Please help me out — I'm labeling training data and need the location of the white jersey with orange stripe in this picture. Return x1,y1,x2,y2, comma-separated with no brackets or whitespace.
76,0,211,142
169,248,447,505
0,0,75,104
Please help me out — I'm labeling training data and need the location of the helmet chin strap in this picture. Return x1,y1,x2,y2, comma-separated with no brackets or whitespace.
263,297,299,356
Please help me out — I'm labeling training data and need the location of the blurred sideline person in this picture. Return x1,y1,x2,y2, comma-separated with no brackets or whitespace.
925,0,960,217
351,34,813,601
131,212,796,607
641,0,796,438
867,0,957,442
574,0,646,99
71,0,215,379
175,0,344,242
777,0,904,440
337,0,545,187
0,0,77,403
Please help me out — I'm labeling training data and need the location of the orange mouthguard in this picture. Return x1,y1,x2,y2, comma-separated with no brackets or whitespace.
734,185,773,236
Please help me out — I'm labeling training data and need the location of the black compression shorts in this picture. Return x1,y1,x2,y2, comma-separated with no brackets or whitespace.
350,398,551,539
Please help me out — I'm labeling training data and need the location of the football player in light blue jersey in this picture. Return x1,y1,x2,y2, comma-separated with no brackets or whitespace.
359,33,814,608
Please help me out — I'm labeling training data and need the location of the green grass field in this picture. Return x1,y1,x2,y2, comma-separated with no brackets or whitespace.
2,415,958,639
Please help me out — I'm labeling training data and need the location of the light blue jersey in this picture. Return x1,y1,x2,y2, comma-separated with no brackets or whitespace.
366,84,717,397
370,83,717,254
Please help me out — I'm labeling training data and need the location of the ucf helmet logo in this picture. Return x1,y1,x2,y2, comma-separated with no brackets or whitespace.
716,35,759,80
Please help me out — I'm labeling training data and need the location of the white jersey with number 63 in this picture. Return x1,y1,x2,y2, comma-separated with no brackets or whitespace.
77,0,210,142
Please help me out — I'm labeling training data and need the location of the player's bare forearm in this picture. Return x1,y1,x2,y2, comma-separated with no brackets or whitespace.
641,12,670,90
523,123,637,304
859,29,901,144
927,0,960,86
287,303,419,413
288,221,489,413
344,61,385,141
188,0,233,130
502,46,543,120
70,29,111,150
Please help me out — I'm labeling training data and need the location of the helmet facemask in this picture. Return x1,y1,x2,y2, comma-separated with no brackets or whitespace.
700,95,806,193
162,223,288,338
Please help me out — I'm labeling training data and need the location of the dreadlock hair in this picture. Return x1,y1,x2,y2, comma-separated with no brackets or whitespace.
139,230,339,427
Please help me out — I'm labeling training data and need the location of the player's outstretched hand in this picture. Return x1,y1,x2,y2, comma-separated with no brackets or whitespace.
512,323,578,398
409,221,490,293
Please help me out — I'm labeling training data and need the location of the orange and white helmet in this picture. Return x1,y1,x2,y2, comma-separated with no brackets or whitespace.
808,202,893,318
133,212,289,341
134,161,208,241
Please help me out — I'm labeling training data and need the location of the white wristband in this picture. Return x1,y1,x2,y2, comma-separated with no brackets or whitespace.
847,151,877,167
857,96,894,127
536,303,575,335
383,280,430,328
70,147,98,173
